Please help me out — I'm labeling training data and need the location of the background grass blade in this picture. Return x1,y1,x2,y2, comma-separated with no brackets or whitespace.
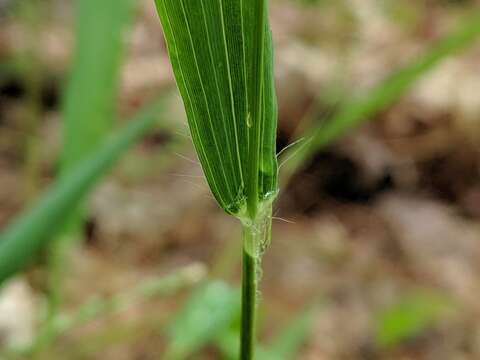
61,0,135,172
216,301,319,360
46,0,136,320
280,11,480,182
164,281,239,360
266,301,319,359
0,100,164,287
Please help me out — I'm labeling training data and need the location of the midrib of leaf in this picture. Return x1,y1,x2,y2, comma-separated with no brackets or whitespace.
240,0,249,150
217,0,245,188
246,0,267,218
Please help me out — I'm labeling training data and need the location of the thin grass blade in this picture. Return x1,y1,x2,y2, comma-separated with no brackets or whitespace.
44,0,137,317
266,301,319,358
281,11,480,182
0,100,164,286
61,0,135,170
165,281,239,360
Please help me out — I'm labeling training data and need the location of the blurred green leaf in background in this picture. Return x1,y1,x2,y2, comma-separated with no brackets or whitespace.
165,279,318,360
47,0,137,324
164,281,239,360
216,298,319,360
281,10,480,183
61,0,135,172
0,100,164,287
374,290,455,349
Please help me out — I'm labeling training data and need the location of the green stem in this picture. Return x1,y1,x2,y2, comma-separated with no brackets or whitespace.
31,234,74,357
240,225,257,360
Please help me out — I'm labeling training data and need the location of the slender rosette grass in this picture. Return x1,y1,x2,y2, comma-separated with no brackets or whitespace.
154,0,277,358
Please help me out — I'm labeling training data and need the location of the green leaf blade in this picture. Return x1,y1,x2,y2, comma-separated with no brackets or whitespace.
154,0,278,216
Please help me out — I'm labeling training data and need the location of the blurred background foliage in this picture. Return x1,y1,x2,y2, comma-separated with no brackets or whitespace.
1,0,480,359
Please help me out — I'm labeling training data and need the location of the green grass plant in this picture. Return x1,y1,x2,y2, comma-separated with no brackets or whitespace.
153,1,278,358
47,0,136,325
